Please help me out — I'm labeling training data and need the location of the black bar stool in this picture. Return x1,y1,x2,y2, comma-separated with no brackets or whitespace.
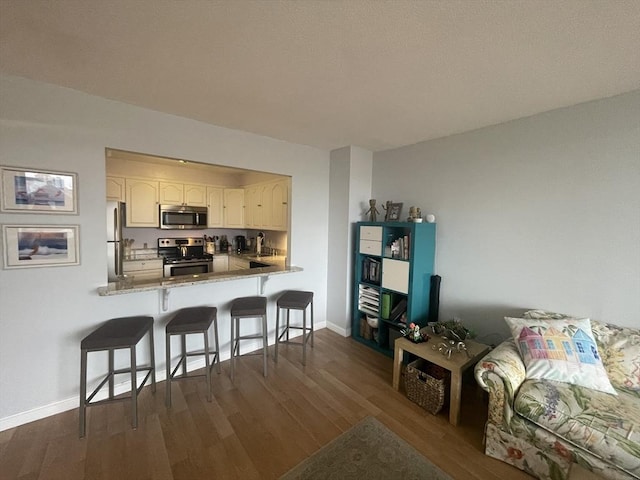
165,306,220,407
230,296,268,380
79,315,156,437
274,290,314,365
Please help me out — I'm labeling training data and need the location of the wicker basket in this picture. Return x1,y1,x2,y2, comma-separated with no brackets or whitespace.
359,317,373,340
403,358,450,415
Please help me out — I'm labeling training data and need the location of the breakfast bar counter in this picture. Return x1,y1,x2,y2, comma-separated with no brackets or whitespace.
98,263,302,297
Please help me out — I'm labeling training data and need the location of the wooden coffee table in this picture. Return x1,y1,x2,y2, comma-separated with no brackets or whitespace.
392,336,490,426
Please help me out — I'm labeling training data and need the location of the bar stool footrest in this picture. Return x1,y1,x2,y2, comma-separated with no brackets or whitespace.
85,366,153,405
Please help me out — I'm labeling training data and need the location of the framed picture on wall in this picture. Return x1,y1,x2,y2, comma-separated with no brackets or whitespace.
1,166,78,214
387,202,403,221
2,224,80,269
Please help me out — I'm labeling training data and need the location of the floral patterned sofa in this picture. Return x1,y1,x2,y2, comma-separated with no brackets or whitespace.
474,316,640,480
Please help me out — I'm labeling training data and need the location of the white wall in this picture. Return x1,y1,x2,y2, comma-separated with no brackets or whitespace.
373,90,640,341
326,146,373,335
0,75,330,428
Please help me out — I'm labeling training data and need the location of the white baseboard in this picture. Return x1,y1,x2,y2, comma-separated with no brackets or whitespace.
326,321,348,337
0,323,328,432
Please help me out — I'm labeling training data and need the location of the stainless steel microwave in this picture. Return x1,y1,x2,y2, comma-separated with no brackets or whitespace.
159,204,208,229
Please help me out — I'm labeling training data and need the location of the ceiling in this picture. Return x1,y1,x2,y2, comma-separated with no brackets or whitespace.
1,1,639,152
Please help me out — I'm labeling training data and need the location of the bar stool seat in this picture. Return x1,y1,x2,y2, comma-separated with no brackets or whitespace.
230,296,268,380
79,315,156,437
165,306,220,407
275,290,314,365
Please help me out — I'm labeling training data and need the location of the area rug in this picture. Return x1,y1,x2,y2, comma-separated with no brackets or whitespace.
280,416,452,480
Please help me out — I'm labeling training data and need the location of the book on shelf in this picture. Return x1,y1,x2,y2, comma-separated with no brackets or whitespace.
362,257,381,283
389,298,407,323
381,293,391,319
388,235,411,260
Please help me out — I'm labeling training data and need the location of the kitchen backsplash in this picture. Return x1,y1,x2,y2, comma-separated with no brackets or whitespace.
122,227,288,253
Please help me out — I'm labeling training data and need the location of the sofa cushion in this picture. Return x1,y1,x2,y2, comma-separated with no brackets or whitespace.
505,316,617,394
591,320,640,397
514,379,640,474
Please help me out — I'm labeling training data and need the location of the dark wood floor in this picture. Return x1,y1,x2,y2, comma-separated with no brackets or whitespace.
0,329,530,480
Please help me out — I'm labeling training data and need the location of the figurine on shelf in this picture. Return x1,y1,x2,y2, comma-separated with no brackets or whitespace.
365,199,380,222
407,206,424,223
382,200,393,221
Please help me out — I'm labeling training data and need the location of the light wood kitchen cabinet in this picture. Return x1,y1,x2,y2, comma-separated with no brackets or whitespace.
159,181,207,206
244,185,259,228
207,187,224,227
244,179,288,231
212,255,229,272
269,179,288,231
106,176,125,202
125,178,159,227
228,256,250,271
223,188,244,228
244,184,268,228
122,258,163,281
259,184,273,227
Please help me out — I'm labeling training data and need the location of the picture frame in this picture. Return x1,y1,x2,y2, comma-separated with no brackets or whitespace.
387,202,403,222
2,224,80,269
1,166,78,214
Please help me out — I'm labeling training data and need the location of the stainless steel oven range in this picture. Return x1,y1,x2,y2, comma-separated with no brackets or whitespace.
158,237,213,277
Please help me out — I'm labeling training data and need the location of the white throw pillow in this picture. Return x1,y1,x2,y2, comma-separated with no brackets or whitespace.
505,316,617,395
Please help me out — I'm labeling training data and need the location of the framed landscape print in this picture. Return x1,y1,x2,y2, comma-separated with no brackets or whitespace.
2,225,80,269
1,166,78,214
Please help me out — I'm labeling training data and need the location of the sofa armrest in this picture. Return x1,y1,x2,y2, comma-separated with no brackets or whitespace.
474,339,526,428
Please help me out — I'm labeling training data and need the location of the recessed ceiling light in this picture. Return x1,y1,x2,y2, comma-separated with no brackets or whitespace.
178,160,187,164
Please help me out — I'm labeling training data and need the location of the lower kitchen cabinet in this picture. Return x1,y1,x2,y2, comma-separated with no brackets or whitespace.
122,258,163,281
212,255,229,272
228,256,250,271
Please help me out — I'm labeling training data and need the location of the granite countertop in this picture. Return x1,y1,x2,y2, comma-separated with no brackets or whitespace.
98,262,302,296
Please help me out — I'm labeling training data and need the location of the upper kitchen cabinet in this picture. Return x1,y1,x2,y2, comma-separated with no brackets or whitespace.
207,186,224,228
244,179,289,231
244,185,258,228
126,178,159,227
159,181,207,207
244,184,269,229
223,188,244,228
270,179,289,231
106,176,125,202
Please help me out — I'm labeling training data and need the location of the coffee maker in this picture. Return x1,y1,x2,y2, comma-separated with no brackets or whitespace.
235,235,246,253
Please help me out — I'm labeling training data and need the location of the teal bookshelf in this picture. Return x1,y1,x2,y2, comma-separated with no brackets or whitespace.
352,221,436,356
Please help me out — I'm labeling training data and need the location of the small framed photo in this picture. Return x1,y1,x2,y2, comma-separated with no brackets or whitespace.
2,225,80,269
1,166,78,214
387,202,403,222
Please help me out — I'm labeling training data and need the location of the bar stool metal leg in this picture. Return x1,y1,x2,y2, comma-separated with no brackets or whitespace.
204,332,212,402
130,345,138,429
275,305,281,362
212,320,221,373
262,314,268,376
79,349,88,437
149,327,156,393
302,307,307,365
165,331,172,407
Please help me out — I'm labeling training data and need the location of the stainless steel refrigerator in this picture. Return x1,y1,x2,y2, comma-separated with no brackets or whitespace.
106,201,124,281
